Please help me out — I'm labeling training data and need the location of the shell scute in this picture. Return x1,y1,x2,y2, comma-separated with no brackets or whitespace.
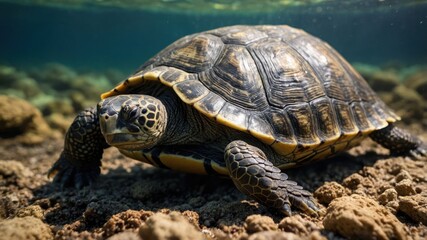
248,39,325,108
265,111,296,147
193,92,226,118
161,34,224,73
158,67,193,87
285,103,321,146
310,97,341,142
247,114,276,145
362,102,388,129
351,102,375,134
221,28,268,45
332,99,359,137
173,80,210,104
200,45,269,110
216,103,249,132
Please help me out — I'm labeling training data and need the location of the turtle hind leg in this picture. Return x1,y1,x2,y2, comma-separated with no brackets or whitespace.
370,124,427,159
224,140,318,216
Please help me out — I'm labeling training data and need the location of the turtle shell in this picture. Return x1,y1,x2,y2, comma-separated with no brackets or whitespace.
102,25,400,163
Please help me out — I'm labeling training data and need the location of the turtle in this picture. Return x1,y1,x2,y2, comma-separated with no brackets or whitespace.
48,25,426,215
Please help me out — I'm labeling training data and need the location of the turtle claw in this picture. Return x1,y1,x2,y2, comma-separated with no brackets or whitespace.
288,193,318,216
408,144,427,160
48,152,100,189
281,203,292,216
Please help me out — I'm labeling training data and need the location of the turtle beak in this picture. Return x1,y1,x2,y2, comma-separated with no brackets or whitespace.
104,133,138,146
99,113,118,136
100,114,141,146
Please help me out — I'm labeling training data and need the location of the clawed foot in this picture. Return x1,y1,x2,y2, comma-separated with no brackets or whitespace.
276,179,319,216
225,140,319,216
48,152,101,189
407,142,427,160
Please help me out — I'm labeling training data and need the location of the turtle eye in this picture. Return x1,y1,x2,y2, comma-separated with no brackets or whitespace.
120,105,138,122
128,108,138,120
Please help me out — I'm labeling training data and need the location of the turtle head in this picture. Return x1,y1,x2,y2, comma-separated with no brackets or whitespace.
98,95,167,150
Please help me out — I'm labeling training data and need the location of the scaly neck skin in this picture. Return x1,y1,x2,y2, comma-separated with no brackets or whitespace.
157,91,220,146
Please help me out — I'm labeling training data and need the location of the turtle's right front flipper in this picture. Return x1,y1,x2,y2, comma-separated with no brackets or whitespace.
224,140,318,216
48,107,109,189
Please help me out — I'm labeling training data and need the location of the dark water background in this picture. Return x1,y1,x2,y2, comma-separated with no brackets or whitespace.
0,2,426,74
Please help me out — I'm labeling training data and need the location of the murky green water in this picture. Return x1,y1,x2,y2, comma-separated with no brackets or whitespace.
0,0,426,122
0,0,426,72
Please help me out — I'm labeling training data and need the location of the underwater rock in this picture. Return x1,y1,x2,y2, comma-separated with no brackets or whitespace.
102,210,154,238
69,91,91,112
323,195,409,240
0,216,53,240
70,73,112,98
354,63,399,92
314,181,349,205
42,98,75,116
0,193,22,219
0,65,26,88
278,214,319,236
354,63,381,77
138,212,203,240
354,63,427,128
395,179,417,196
11,77,42,99
398,194,427,225
378,188,399,213
244,214,278,233
405,69,427,100
29,94,57,112
45,113,73,134
0,160,33,188
107,231,141,240
390,85,425,125
248,231,302,240
0,65,42,100
0,95,58,144
369,70,400,92
28,63,77,91
392,85,424,106
15,205,44,219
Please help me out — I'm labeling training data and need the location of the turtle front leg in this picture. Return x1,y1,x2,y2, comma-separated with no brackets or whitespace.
224,140,318,216
48,107,109,189
370,124,427,159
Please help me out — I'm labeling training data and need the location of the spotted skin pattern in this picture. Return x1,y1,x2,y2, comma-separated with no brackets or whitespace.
48,108,108,189
370,124,427,158
98,95,167,149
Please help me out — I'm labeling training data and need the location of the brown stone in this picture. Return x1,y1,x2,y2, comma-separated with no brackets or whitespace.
244,214,278,234
0,216,53,240
323,195,409,240
139,212,203,240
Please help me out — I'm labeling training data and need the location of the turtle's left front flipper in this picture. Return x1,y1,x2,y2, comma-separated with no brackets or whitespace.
48,107,109,189
370,124,427,159
224,140,318,216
